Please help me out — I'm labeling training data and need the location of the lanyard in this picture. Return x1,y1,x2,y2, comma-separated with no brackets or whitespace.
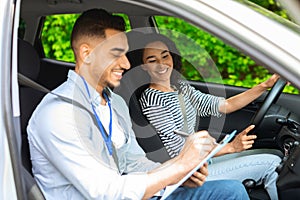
80,76,113,156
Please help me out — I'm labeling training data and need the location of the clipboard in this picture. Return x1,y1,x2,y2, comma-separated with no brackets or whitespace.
160,130,237,200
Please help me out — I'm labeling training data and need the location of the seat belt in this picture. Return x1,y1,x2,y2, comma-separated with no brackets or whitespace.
177,92,189,133
18,73,120,171
18,73,89,111
177,85,200,133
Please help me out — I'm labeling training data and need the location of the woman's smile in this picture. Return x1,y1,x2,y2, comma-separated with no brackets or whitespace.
156,67,169,74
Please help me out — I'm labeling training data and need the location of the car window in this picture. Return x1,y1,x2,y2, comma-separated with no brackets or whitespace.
39,12,298,95
41,13,131,63
154,15,299,94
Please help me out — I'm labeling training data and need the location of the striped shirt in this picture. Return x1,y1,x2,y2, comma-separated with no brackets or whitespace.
139,81,224,158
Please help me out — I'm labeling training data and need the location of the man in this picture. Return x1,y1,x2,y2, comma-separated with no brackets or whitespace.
27,8,249,199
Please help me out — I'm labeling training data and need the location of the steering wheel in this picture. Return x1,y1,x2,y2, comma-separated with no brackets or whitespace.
250,78,286,132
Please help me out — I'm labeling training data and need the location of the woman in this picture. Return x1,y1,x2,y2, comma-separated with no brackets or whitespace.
132,32,281,200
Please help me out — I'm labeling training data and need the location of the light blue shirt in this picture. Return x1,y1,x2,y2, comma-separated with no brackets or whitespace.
27,70,160,200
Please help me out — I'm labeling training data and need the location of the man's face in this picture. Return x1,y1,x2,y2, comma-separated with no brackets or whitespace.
83,29,130,91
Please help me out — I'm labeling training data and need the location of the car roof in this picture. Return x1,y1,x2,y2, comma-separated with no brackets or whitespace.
20,0,162,17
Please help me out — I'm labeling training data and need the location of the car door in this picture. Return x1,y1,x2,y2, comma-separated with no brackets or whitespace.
0,0,25,199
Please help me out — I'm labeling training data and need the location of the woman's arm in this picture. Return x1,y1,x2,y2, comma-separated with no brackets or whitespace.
219,74,279,114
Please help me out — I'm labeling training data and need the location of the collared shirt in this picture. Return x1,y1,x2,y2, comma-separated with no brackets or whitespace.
27,70,160,200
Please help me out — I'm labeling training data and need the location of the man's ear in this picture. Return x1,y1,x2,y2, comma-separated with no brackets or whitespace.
80,44,92,64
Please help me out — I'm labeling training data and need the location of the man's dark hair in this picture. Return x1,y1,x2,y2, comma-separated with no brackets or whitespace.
71,8,125,51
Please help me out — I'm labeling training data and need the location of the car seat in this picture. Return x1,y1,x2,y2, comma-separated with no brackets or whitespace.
114,61,171,163
18,38,46,199
114,30,170,163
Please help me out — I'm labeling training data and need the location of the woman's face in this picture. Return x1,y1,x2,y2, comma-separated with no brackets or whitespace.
142,41,173,84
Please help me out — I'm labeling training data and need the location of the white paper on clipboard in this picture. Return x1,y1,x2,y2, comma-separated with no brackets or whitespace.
160,130,237,200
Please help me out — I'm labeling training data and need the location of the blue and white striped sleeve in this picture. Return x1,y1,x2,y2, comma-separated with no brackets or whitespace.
180,81,224,118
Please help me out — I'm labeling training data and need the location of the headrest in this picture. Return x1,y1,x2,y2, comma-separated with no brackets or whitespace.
126,30,146,51
126,30,146,69
18,39,40,81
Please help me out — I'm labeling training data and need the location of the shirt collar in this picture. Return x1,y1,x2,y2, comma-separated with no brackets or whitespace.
67,70,112,108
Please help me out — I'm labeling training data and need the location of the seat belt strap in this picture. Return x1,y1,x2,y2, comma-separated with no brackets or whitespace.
178,92,189,133
18,73,120,171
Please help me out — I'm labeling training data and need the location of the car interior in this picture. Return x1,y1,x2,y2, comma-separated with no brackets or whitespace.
16,0,300,199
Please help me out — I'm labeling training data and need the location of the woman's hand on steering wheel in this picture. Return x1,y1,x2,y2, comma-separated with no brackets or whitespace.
250,75,287,133
260,74,280,89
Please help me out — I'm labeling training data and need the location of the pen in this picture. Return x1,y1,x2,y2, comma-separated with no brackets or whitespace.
174,130,190,137
174,129,229,145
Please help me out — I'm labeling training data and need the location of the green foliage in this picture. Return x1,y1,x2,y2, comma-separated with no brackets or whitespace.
42,14,79,62
248,0,289,19
156,17,266,84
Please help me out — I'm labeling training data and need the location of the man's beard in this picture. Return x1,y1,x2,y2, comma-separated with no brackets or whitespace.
105,80,117,90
